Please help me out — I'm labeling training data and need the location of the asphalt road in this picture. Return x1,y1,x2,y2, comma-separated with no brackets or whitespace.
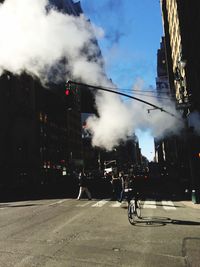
0,197,200,267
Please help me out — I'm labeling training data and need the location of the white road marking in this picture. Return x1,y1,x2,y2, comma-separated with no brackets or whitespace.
110,201,122,207
91,200,108,207
76,202,91,207
49,199,67,206
162,201,176,210
53,212,85,233
15,256,34,267
143,200,156,209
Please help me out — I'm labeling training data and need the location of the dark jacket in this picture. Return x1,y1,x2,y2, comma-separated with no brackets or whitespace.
78,173,88,187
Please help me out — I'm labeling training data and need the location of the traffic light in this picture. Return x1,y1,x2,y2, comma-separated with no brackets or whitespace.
65,88,70,96
65,83,74,109
65,82,71,96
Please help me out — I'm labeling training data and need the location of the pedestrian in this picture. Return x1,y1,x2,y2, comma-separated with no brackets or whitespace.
118,171,125,202
77,170,92,200
111,172,123,201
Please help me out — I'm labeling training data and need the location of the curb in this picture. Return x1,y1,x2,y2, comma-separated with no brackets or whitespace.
181,201,200,209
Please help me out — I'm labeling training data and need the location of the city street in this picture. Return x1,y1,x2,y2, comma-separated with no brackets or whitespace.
1,1,200,267
0,197,200,267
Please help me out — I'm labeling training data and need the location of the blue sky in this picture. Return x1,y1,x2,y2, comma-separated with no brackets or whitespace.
80,0,163,160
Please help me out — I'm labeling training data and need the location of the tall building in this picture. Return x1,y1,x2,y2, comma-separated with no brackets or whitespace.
155,37,169,165
50,0,105,171
0,0,87,193
155,37,181,181
114,134,142,172
161,0,200,113
160,0,200,200
49,0,82,15
0,72,70,191
49,0,87,169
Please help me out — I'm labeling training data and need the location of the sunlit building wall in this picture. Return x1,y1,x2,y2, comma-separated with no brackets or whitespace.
161,0,200,195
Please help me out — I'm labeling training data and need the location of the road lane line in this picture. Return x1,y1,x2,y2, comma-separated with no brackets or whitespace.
91,200,108,207
143,200,156,209
162,201,176,210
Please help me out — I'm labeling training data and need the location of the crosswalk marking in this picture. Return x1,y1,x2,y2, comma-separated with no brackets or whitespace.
143,200,156,209
110,201,122,207
76,202,91,207
1,199,178,210
74,199,177,210
162,201,176,210
49,199,67,206
91,200,108,207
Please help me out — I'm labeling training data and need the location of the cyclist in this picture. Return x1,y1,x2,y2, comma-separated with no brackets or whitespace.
124,174,139,206
126,174,141,223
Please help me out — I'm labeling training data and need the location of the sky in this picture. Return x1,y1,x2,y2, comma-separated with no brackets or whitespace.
0,0,183,162
80,0,164,161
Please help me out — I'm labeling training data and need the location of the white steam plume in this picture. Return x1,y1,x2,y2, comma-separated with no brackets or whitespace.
87,80,184,150
0,0,105,84
0,0,184,151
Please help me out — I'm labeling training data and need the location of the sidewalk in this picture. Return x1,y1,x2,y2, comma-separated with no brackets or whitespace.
181,201,200,209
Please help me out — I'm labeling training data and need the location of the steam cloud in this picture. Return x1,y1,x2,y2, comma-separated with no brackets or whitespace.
0,0,105,84
87,80,184,150
0,0,185,151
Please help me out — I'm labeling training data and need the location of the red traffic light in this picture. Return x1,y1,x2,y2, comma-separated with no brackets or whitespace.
65,89,70,96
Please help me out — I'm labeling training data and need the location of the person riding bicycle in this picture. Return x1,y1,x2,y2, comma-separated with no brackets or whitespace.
123,174,139,205
126,174,141,223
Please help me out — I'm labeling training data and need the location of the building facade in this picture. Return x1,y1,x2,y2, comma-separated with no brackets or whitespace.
0,73,71,191
0,0,85,193
160,0,200,200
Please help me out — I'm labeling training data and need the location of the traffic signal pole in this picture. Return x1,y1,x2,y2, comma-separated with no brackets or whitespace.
67,80,180,120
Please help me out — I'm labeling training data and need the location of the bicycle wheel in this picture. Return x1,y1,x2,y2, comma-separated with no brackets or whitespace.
136,200,141,219
127,200,137,224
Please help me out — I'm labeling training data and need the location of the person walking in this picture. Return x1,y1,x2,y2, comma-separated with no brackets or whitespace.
77,170,92,200
111,172,123,201
118,171,125,202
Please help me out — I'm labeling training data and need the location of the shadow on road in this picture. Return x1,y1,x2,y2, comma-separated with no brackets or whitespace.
0,203,42,208
130,216,200,227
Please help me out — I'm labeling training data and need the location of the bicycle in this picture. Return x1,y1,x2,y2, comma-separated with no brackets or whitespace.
126,190,141,225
